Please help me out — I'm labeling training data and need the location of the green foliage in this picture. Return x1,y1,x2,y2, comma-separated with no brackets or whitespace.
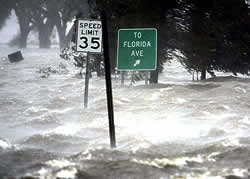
212,1,250,75
4,0,250,78
176,0,250,78
91,0,179,83
60,47,105,77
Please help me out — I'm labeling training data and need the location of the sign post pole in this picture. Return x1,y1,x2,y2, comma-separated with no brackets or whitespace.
76,12,116,148
84,52,90,108
121,71,125,85
145,71,149,85
101,10,116,148
76,19,102,108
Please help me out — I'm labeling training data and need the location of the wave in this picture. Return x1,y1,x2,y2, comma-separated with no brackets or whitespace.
8,137,250,179
20,132,87,155
21,133,82,146
0,138,11,150
0,147,57,178
205,75,250,83
185,83,221,91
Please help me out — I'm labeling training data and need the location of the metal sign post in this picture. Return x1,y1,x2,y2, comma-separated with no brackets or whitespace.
145,71,149,85
76,19,103,108
84,53,90,108
101,10,116,148
76,14,116,148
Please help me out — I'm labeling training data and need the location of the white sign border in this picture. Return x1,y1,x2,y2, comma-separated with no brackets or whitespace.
76,19,103,53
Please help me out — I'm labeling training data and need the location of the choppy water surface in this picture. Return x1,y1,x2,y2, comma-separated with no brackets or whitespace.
0,46,249,178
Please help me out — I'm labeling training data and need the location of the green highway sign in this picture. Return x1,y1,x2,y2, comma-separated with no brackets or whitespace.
117,28,157,70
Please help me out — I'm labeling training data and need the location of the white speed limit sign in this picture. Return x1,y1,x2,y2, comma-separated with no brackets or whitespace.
76,19,102,53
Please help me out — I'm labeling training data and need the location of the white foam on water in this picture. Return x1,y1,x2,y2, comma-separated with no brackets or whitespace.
149,91,161,101
43,159,77,178
116,111,213,144
50,107,73,114
37,168,48,176
175,97,187,104
56,168,77,179
23,106,49,114
46,159,75,168
207,152,221,162
0,139,11,149
131,155,204,168
232,168,248,177
240,116,250,125
234,87,247,93
43,123,81,136
222,136,242,147
182,172,224,179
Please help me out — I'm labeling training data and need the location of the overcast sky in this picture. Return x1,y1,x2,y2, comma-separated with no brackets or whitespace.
0,10,19,43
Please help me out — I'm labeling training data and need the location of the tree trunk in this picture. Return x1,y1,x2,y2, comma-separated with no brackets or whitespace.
13,4,32,49
149,49,160,83
59,31,67,49
96,58,102,77
56,23,67,49
92,54,103,77
200,67,206,80
149,69,159,83
39,32,50,48
19,29,29,48
38,24,54,48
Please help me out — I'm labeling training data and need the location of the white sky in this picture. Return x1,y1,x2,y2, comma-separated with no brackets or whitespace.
0,10,19,43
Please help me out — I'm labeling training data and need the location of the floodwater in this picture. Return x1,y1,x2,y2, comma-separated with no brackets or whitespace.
0,46,249,178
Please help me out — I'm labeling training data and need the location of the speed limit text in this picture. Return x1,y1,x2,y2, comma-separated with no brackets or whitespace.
80,22,102,36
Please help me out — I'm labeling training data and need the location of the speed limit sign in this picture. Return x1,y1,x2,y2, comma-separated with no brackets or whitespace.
76,19,102,53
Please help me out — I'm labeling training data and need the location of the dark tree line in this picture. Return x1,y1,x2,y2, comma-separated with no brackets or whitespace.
0,0,88,48
177,0,250,79
91,0,178,83
0,0,13,30
1,0,249,81
88,0,249,82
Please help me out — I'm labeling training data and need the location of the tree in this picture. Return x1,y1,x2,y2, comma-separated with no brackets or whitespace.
11,0,53,48
177,0,215,79
176,0,249,79
12,0,35,48
49,0,89,49
27,0,55,48
211,0,250,75
0,0,13,30
89,0,250,81
90,0,178,83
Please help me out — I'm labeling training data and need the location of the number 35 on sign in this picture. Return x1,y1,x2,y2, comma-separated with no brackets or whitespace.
76,19,102,53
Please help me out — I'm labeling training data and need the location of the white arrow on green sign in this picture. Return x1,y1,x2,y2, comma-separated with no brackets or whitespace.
117,28,157,70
